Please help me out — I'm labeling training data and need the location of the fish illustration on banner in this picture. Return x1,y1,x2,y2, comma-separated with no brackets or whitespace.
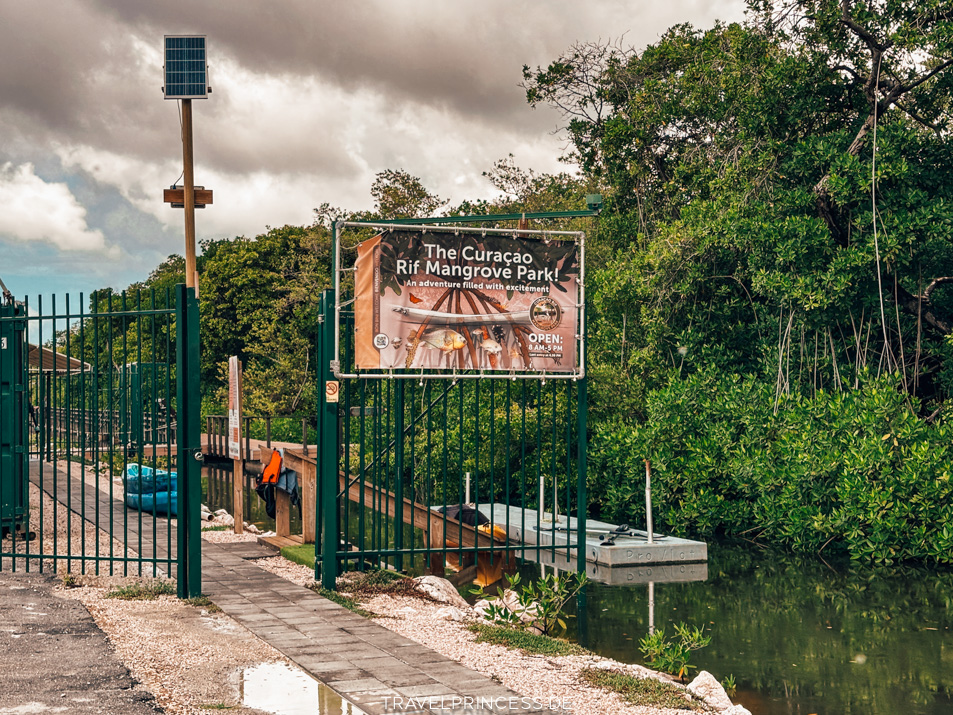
353,229,580,372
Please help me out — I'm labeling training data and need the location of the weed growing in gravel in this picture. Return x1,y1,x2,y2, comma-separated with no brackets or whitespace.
105,580,176,600
202,524,232,532
307,583,377,618
468,623,590,657
185,596,223,613
199,704,237,710
61,573,80,589
341,569,439,602
579,668,705,711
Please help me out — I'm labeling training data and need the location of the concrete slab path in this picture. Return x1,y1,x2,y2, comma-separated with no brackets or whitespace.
203,541,558,714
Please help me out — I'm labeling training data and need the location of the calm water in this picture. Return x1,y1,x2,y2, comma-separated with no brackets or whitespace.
202,462,302,534
201,465,952,713
564,544,953,715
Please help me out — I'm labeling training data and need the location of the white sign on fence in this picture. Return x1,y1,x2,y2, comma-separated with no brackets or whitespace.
228,356,241,459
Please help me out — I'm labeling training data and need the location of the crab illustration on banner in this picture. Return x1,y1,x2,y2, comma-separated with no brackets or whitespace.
354,229,580,372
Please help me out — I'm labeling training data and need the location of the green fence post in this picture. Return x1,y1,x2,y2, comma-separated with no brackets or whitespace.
319,289,339,590
394,379,404,572
576,376,587,576
175,284,202,598
0,302,29,551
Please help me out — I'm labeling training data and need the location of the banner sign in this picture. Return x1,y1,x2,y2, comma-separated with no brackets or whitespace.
354,229,579,372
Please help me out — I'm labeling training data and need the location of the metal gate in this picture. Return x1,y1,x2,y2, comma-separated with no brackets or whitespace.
315,283,589,589
0,285,202,597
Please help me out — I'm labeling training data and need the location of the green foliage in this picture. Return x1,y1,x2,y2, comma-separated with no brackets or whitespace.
369,168,448,220
467,622,590,656
199,223,331,412
639,623,712,681
471,571,588,637
526,5,953,418
579,667,704,710
589,371,953,564
105,580,176,600
721,674,737,697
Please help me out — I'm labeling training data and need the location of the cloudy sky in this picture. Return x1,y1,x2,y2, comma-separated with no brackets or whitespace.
0,0,745,301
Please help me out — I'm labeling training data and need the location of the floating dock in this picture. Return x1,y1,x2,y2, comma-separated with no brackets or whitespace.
485,505,707,570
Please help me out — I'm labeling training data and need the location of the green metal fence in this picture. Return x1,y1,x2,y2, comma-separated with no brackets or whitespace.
315,289,588,589
0,286,202,596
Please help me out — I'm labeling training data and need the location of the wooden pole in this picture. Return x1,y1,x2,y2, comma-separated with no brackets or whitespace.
181,98,197,289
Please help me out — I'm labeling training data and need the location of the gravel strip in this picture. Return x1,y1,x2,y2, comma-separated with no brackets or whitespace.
58,581,284,715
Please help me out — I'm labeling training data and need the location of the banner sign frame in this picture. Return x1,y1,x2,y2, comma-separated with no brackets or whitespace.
333,222,586,380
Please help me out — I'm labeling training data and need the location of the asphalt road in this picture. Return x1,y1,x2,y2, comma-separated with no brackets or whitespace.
0,571,162,714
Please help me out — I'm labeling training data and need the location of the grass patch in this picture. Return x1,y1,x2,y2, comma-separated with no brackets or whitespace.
199,704,237,710
579,668,707,711
202,524,231,532
185,596,223,613
105,580,176,601
467,622,590,657
307,583,376,618
281,543,316,569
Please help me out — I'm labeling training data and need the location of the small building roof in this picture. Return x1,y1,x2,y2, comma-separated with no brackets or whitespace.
28,344,91,373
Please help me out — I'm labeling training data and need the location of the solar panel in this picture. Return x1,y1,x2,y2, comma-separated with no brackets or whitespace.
163,35,207,99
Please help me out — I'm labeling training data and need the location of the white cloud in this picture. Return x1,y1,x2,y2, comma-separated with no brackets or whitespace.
0,162,112,252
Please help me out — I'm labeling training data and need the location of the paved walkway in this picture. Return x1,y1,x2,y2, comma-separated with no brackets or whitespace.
203,540,553,714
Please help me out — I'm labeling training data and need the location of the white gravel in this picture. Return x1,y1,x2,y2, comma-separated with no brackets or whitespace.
360,593,701,715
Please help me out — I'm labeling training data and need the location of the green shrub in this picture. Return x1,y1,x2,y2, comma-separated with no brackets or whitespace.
638,623,711,681
589,370,953,565
471,571,588,637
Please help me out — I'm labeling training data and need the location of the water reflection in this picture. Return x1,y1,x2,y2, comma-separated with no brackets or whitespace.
243,661,365,714
203,462,301,534
567,543,953,715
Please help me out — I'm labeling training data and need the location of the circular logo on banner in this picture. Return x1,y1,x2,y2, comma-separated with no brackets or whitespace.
530,297,562,331
373,333,390,349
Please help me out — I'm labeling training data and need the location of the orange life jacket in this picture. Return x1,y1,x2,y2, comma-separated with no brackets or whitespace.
260,450,282,485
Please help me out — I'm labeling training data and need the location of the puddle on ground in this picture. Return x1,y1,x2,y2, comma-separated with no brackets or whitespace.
242,661,366,715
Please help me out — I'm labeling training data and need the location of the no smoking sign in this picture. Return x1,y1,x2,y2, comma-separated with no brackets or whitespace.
325,380,340,403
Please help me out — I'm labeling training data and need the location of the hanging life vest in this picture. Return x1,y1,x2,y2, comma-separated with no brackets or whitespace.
258,449,282,486
255,449,282,519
